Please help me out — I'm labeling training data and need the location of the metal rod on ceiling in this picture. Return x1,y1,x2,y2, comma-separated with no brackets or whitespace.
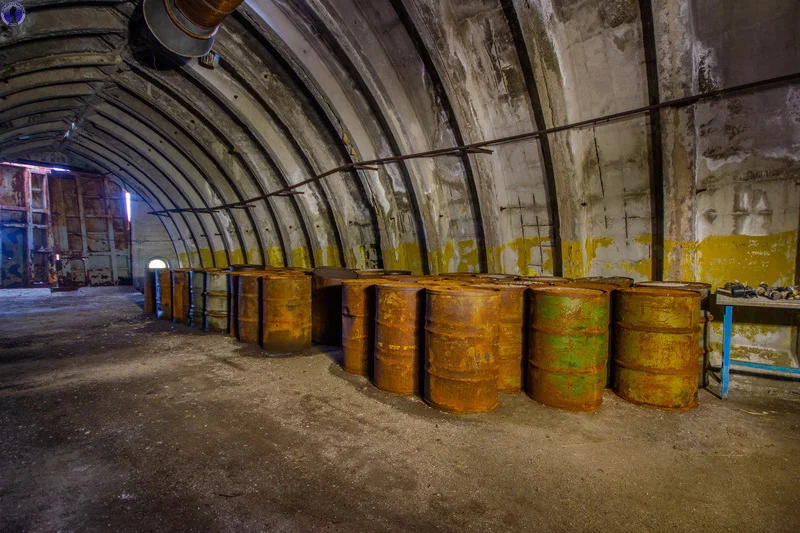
147,70,800,216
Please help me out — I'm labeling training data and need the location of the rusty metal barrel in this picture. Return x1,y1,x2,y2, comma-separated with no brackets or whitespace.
190,268,208,329
205,269,230,332
475,283,527,392
374,282,426,394
528,286,610,411
171,269,192,325
424,287,501,414
157,268,172,320
341,279,380,376
613,287,701,409
236,272,262,344
144,270,156,315
261,273,311,351
312,266,358,345
635,281,712,387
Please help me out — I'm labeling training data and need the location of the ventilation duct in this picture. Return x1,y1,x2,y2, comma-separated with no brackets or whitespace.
142,0,244,57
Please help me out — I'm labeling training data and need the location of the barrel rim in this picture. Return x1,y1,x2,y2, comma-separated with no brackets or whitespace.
472,282,527,292
341,278,382,287
635,280,711,290
529,285,606,297
425,286,502,297
618,286,702,299
375,282,423,291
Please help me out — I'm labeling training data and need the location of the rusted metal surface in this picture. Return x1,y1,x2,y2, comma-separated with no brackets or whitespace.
355,269,412,278
236,272,262,344
424,287,500,414
473,273,520,281
341,279,379,376
171,269,192,325
156,268,172,320
229,264,266,272
262,273,312,351
205,269,230,332
635,281,713,387
613,287,701,409
144,270,156,315
475,283,527,392
311,266,358,345
528,286,610,411
635,281,711,302
374,282,426,395
521,276,570,284
575,276,634,288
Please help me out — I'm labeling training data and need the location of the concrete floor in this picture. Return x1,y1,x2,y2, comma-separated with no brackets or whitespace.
1,287,799,532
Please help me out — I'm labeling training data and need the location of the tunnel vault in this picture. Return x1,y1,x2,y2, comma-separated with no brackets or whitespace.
1,0,798,288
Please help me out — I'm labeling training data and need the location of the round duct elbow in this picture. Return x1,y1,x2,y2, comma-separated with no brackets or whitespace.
143,0,244,58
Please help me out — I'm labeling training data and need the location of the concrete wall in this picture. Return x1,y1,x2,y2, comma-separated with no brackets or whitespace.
130,194,178,291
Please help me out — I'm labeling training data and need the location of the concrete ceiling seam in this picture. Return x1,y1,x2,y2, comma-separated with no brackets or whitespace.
260,0,424,272
122,61,292,266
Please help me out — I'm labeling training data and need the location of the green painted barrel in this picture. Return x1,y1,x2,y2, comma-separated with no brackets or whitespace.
528,286,610,411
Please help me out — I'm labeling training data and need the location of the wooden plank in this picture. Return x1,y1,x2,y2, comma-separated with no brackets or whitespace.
716,289,800,310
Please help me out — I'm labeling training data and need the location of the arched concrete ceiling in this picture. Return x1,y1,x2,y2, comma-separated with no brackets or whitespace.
2,0,798,281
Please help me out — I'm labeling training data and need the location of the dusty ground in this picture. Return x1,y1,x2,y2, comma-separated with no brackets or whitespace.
1,287,799,532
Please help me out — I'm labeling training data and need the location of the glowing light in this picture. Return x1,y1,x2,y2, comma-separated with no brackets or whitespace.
148,258,168,269
125,191,132,222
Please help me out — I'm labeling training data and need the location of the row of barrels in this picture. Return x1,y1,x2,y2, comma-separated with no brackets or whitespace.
143,266,711,414
336,273,712,413
145,266,313,351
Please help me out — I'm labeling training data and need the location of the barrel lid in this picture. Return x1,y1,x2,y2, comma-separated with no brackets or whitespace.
575,276,634,287
313,266,358,280
618,286,702,299
568,282,617,292
635,281,711,299
229,264,266,272
426,285,500,297
522,276,571,283
530,285,606,297
375,281,422,291
473,273,521,280
342,278,381,286
473,282,526,293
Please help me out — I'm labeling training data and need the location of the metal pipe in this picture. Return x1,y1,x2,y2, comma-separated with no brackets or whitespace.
149,71,800,215
143,0,244,57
